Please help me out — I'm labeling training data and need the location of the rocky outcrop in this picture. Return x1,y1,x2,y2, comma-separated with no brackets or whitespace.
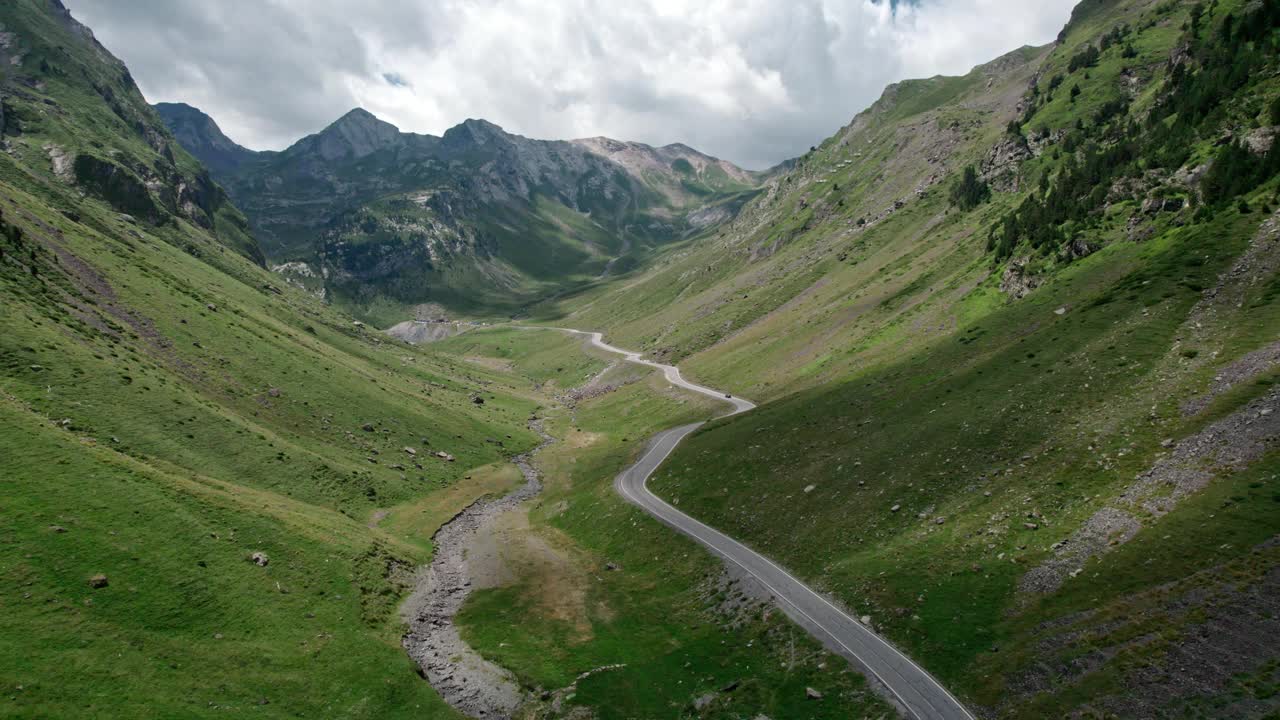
157,103,756,311
1243,125,1277,156
1000,256,1041,299
980,134,1033,192
153,102,257,175
72,154,163,222
292,108,404,162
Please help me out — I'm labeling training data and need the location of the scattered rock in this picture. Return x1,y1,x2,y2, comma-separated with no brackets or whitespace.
805,687,823,700
803,484,816,493
604,561,620,571
404,447,417,456
250,551,269,567
1024,522,1039,530
205,303,217,312
935,517,946,525
88,573,108,589
49,525,67,533
435,451,456,462
890,504,901,513
267,387,281,398
361,423,375,432
693,692,718,710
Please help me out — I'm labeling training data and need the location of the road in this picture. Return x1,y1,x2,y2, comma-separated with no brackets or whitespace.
552,327,975,720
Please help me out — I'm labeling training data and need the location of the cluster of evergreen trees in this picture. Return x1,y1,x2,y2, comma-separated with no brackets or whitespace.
950,166,991,212
987,0,1280,262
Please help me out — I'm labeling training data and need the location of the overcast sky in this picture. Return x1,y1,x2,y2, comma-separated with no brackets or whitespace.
67,0,1077,169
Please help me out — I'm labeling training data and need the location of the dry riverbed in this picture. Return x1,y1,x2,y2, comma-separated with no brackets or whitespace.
400,419,555,718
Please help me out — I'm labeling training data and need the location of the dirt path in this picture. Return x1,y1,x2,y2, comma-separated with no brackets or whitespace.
400,419,555,719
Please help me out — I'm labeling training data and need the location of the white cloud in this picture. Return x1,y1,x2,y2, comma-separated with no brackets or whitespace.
67,0,1077,169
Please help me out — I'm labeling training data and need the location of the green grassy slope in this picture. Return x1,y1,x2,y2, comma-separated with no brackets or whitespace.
0,2,555,715
535,42,1051,400
0,0,262,266
0,140,547,719
437,329,894,719
531,0,1280,715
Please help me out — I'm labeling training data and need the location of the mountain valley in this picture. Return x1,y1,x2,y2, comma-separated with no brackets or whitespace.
3,0,1280,718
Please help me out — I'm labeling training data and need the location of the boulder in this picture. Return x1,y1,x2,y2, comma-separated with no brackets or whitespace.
805,687,823,700
88,573,109,589
1244,126,1277,155
1067,236,1096,260
250,551,269,567
1000,256,1041,299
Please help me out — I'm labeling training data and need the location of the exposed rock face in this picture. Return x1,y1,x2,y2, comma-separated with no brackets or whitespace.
299,108,402,162
72,154,162,221
1067,236,1096,260
156,104,760,312
1000,256,1041,299
153,102,256,175
1243,125,1277,156
980,134,1033,192
0,7,265,266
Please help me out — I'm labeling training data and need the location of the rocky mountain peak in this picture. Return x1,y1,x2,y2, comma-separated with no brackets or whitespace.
306,107,402,161
441,118,511,149
154,102,254,174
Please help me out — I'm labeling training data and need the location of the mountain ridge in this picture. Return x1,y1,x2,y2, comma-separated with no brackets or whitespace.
157,102,766,323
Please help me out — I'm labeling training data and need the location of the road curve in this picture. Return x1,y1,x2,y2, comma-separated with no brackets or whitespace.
546,327,974,720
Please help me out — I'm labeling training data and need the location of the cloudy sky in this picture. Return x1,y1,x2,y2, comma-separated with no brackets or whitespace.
67,0,1077,169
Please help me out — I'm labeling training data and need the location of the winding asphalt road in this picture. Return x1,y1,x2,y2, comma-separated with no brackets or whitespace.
552,328,975,720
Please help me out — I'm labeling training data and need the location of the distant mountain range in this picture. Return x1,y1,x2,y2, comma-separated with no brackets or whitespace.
155,102,767,322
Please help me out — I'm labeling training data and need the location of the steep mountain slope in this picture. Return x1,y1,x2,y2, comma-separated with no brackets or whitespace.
153,101,256,176
0,2,546,715
537,0,1280,716
0,3,263,266
0,4,921,719
158,104,762,324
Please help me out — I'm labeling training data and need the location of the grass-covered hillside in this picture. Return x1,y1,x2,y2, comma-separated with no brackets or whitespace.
536,0,1280,716
0,1,261,266
429,328,895,719
0,2,554,715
